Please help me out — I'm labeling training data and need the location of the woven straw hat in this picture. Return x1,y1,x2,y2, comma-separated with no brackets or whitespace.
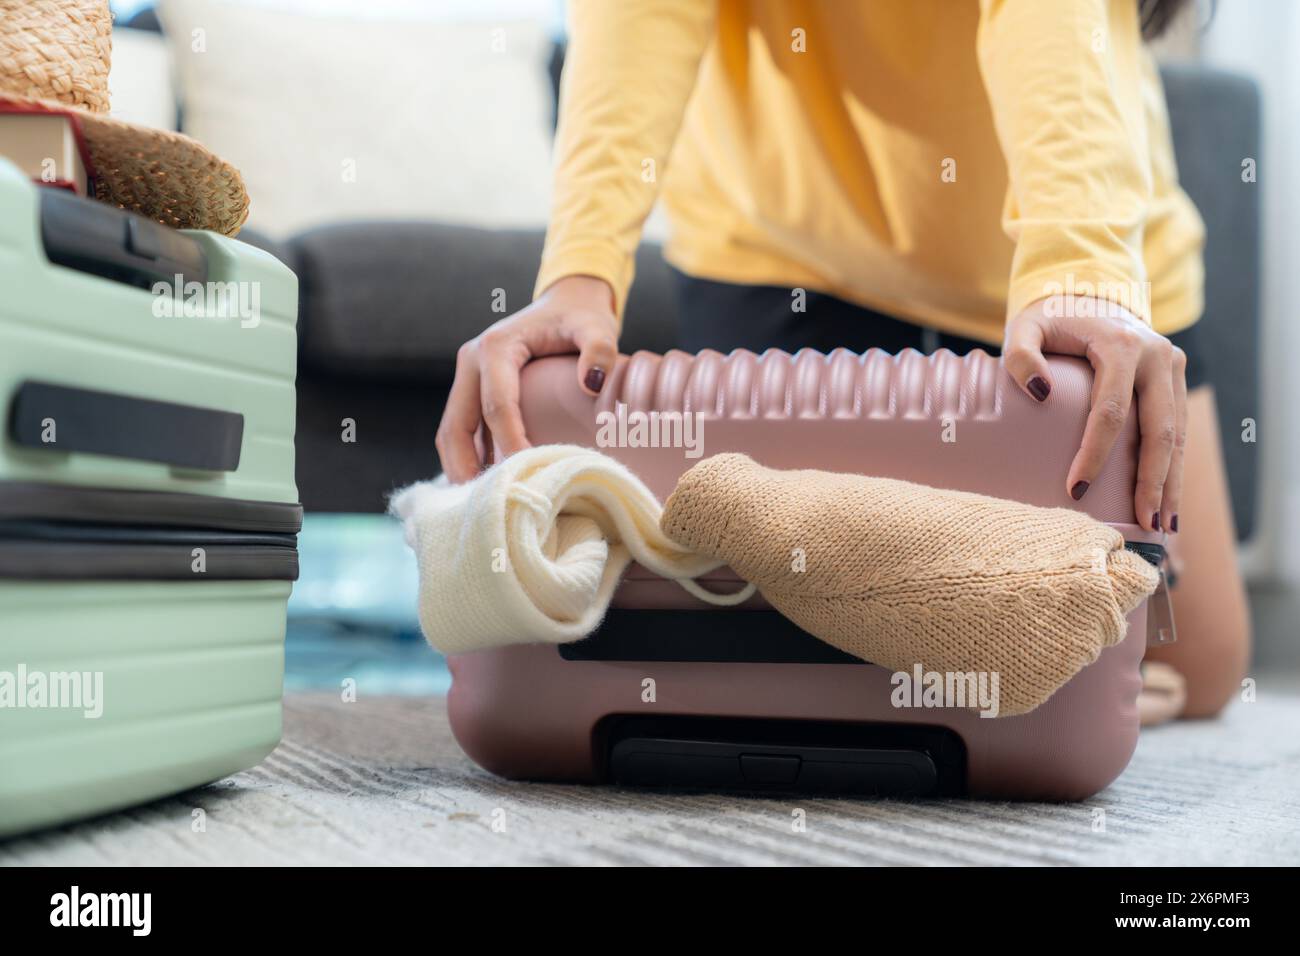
0,0,249,235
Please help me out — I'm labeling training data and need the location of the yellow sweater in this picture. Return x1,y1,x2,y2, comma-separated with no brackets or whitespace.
535,0,1205,345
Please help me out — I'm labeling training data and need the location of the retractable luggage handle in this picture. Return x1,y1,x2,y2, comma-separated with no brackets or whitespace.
38,187,208,290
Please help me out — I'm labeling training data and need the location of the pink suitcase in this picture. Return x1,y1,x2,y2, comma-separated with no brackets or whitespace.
448,348,1168,801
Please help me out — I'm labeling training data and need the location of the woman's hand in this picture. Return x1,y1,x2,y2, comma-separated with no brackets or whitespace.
1002,295,1185,534
436,275,619,483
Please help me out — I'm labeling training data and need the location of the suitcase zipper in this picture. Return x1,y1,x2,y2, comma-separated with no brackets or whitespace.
0,480,303,533
1123,540,1176,646
0,519,298,581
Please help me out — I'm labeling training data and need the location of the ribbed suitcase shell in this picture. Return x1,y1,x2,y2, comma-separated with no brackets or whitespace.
448,349,1161,800
0,162,299,835
0,580,289,835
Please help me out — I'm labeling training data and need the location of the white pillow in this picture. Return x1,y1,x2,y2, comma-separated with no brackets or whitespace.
108,27,176,131
157,0,556,236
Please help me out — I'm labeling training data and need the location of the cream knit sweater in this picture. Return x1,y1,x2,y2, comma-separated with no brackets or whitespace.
389,445,753,655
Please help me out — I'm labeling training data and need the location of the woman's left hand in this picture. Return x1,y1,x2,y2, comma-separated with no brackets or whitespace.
1001,295,1185,534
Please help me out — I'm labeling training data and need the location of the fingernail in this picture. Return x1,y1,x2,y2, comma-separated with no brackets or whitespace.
1027,376,1051,402
1152,512,1162,531
584,367,606,393
1070,480,1089,501
1171,514,1179,533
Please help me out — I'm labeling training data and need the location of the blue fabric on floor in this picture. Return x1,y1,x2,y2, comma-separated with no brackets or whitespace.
287,514,445,695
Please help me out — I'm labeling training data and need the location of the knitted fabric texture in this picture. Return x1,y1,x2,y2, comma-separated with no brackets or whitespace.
390,445,754,656
660,453,1160,717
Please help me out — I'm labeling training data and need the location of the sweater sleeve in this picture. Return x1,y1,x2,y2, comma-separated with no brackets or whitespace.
534,0,717,323
977,0,1155,325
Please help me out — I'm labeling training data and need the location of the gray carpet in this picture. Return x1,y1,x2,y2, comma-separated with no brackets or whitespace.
5,684,1300,866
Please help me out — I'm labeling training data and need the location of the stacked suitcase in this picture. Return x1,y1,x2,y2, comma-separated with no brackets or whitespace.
0,159,301,835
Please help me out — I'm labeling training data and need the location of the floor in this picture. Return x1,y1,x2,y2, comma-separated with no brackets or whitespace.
5,557,1297,866
5,682,1300,866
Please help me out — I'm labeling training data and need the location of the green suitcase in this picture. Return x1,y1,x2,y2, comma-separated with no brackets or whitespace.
0,159,301,837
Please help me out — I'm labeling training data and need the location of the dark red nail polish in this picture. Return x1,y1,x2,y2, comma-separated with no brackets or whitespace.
584,367,606,393
1027,376,1050,402
1170,514,1179,533
1152,512,1162,531
1070,480,1089,501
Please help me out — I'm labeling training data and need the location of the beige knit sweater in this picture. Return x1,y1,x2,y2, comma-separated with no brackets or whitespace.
661,453,1159,716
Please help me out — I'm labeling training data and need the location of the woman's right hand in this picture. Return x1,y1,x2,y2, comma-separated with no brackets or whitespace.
1002,296,1186,534
436,275,619,483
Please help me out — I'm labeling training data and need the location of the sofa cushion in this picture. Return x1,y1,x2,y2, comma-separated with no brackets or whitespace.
291,221,680,383
1162,65,1260,538
157,0,556,236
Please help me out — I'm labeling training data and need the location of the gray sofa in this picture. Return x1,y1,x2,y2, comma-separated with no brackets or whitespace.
244,65,1261,539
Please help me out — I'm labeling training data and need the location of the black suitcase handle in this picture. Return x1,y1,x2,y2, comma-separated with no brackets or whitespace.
8,381,244,472
39,187,208,289
602,716,967,797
